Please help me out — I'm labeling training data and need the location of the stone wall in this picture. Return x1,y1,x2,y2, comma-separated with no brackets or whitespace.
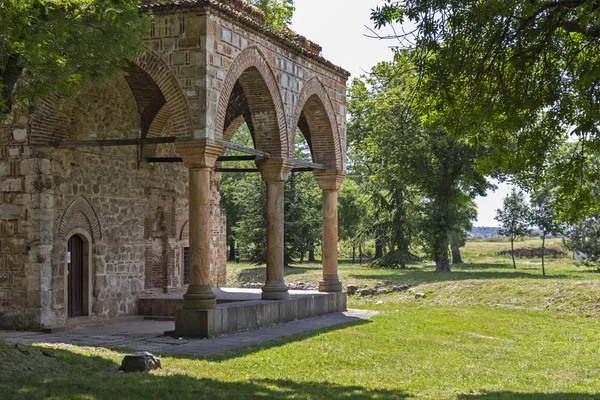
0,116,40,329
205,11,348,159
0,79,227,329
139,6,348,166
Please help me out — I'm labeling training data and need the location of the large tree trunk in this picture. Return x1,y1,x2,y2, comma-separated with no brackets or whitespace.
541,235,546,277
435,231,451,272
450,231,463,264
228,239,236,262
359,245,363,264
374,239,383,260
511,237,517,269
308,246,316,262
436,253,451,272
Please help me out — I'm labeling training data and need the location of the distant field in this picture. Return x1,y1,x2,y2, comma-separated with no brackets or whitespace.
2,238,600,400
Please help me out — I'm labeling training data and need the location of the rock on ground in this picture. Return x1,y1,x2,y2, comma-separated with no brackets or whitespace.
120,352,162,373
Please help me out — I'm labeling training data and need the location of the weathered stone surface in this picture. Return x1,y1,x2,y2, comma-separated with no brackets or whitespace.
357,288,376,297
346,284,358,295
0,204,22,219
120,352,162,373
12,129,27,142
0,0,347,331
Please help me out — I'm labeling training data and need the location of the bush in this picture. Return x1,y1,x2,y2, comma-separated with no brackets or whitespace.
566,214,600,268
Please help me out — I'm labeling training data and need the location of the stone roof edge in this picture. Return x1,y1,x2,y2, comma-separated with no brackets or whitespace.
139,0,351,79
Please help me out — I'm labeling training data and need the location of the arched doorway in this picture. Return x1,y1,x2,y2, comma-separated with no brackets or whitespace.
67,235,84,318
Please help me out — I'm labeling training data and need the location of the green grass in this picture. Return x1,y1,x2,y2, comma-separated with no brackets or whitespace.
3,238,600,399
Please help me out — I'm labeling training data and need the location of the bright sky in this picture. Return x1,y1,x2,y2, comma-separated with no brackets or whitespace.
291,0,510,227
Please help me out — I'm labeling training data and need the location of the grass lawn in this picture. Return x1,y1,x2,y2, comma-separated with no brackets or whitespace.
2,238,600,399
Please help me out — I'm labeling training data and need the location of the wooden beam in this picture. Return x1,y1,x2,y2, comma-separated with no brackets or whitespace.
147,157,183,163
48,137,179,148
215,168,260,173
147,155,257,164
220,155,256,161
216,139,270,157
294,159,326,170
215,167,315,173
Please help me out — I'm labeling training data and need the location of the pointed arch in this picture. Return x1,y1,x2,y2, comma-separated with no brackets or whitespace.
125,49,191,138
215,46,288,157
29,48,192,145
59,196,102,241
292,77,343,171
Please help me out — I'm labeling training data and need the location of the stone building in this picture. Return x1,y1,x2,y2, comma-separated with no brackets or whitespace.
0,0,348,334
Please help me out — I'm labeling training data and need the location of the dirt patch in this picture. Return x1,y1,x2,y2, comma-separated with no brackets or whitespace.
497,247,566,258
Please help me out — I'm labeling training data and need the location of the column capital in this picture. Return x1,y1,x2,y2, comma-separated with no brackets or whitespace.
313,171,345,191
256,158,295,183
176,138,224,169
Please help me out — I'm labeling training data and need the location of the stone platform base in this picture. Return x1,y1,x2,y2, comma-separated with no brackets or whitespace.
139,288,347,339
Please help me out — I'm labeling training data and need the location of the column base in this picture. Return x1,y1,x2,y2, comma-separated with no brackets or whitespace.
262,280,289,300
319,278,343,293
183,285,217,309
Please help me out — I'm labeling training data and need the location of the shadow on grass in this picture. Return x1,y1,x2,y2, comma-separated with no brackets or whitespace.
0,341,402,400
236,266,316,283
458,392,600,399
348,263,570,285
201,317,372,362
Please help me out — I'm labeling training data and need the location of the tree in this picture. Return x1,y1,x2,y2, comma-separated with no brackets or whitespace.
0,0,148,116
450,199,477,265
370,1,600,218
348,52,488,272
221,126,321,265
530,186,566,276
338,178,367,263
568,214,600,269
248,0,295,31
496,189,530,269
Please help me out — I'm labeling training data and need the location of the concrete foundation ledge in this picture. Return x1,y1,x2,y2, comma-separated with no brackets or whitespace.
173,291,347,338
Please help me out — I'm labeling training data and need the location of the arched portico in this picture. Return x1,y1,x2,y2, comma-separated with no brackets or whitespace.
291,78,345,293
178,46,294,305
216,45,289,157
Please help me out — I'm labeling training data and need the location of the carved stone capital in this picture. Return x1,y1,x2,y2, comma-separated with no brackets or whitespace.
256,158,295,183
313,171,345,191
176,139,224,169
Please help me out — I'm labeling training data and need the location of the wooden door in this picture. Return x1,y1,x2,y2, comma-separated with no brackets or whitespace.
68,235,84,318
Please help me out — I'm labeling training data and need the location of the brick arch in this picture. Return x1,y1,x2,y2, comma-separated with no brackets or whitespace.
29,95,75,145
59,196,102,241
224,115,247,143
29,48,191,145
215,46,288,157
292,78,343,171
127,49,191,138
113,75,142,132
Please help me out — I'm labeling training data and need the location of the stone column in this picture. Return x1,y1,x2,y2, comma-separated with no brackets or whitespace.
176,140,223,309
314,172,344,292
258,159,294,300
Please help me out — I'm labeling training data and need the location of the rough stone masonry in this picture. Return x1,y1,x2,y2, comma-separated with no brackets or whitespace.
0,0,349,330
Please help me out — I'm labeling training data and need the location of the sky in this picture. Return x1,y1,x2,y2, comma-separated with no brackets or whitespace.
291,0,510,227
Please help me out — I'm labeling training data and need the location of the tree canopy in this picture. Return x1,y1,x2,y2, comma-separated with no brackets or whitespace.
348,52,488,272
370,0,600,218
0,0,148,117
248,0,295,31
